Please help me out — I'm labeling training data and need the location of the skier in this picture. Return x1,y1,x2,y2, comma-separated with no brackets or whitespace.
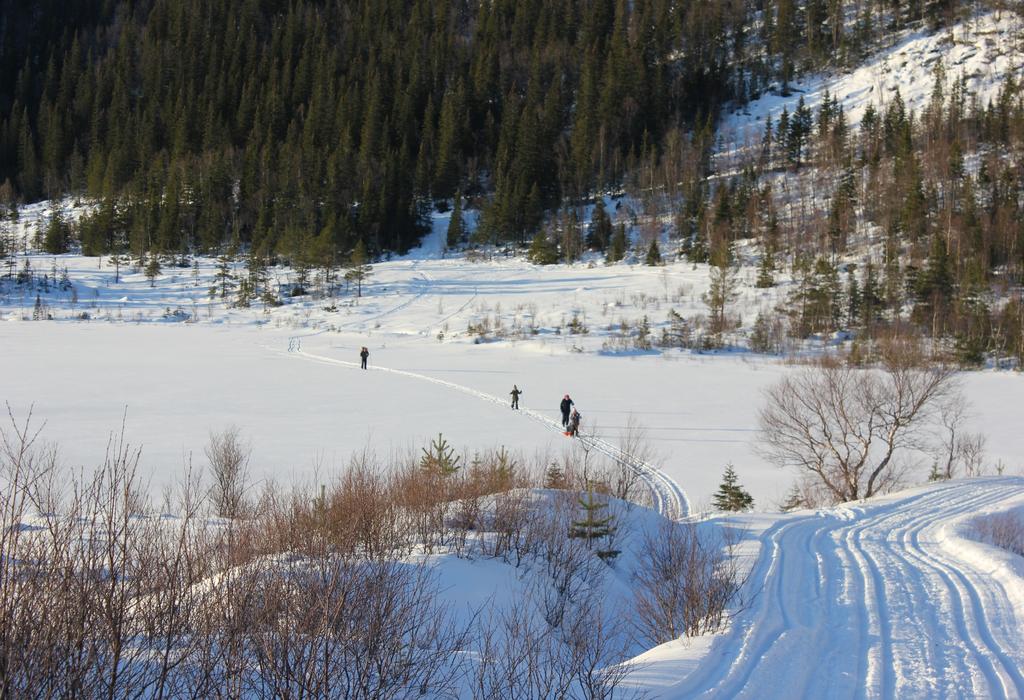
510,385,523,409
559,394,574,428
569,408,581,437
360,346,369,369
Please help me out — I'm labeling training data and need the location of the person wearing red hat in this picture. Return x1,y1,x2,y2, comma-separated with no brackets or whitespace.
559,394,574,428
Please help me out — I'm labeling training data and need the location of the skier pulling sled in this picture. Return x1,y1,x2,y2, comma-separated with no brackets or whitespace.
567,408,581,437
560,394,574,428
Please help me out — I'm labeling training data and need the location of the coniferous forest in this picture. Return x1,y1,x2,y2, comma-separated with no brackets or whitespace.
1,0,747,259
2,0,1024,359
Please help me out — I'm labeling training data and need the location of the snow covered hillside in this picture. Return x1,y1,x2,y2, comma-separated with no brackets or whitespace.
719,9,1024,151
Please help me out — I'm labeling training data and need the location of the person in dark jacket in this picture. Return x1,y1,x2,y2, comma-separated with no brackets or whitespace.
560,394,574,427
510,385,523,409
360,346,369,369
569,408,581,437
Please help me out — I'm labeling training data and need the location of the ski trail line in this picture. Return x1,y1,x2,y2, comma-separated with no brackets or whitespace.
666,478,1024,699
283,344,690,519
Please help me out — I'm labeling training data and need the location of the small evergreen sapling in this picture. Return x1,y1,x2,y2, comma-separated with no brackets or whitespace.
544,461,566,489
712,464,753,511
420,433,461,477
569,483,619,561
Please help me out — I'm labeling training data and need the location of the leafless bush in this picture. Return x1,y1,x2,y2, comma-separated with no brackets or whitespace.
3,420,669,698
758,346,962,502
928,395,988,480
612,415,656,506
206,426,251,518
470,582,634,699
632,520,741,645
973,511,1024,557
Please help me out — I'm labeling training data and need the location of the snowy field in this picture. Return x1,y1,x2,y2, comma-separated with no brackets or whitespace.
3,205,1024,508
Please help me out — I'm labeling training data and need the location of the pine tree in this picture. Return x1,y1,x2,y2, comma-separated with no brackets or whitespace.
712,464,753,511
645,238,662,266
210,248,237,300
42,210,70,254
703,264,739,340
561,209,583,263
607,223,627,263
588,198,613,251
420,433,461,477
446,193,466,250
755,244,775,287
544,461,567,489
846,265,861,327
493,446,516,488
344,240,373,298
145,253,161,287
569,483,618,561
527,229,559,265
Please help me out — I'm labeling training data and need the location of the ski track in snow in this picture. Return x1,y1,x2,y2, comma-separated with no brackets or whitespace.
283,342,690,520
666,478,1024,700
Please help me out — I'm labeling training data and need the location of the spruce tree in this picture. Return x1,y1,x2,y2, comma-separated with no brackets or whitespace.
569,483,618,561
544,461,566,489
645,238,662,266
779,483,805,511
527,230,559,265
42,210,70,254
607,223,627,263
588,198,613,251
145,253,161,287
344,240,373,298
420,433,461,477
210,249,237,300
446,193,466,250
712,464,753,511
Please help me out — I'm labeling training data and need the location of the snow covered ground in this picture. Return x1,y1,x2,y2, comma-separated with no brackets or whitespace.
628,477,1024,698
3,206,1024,509
4,198,1024,696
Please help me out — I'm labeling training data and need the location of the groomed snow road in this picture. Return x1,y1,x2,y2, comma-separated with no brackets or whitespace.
667,478,1024,699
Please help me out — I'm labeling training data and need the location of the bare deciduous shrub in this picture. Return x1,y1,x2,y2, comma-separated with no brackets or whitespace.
471,583,634,699
4,419,682,699
612,416,654,505
206,426,251,518
973,511,1024,557
758,345,962,502
928,395,988,480
632,520,741,645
